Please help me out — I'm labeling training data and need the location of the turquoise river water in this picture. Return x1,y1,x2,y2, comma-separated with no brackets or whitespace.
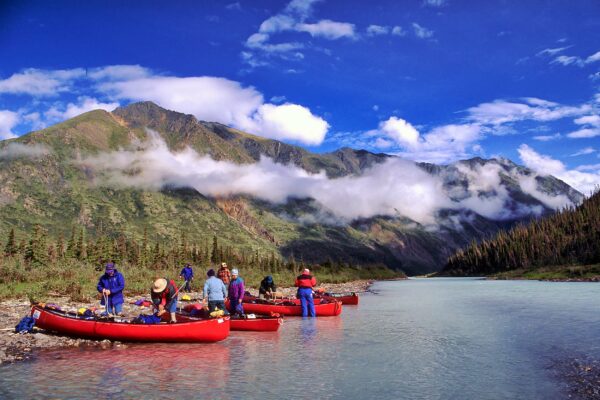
1,278,600,399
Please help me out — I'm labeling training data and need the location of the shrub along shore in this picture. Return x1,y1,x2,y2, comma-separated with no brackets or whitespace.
0,227,404,301
0,256,400,301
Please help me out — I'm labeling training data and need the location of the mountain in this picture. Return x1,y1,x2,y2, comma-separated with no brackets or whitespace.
440,190,600,277
0,102,583,275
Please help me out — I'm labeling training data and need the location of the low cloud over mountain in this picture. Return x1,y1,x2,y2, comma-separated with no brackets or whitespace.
80,129,579,226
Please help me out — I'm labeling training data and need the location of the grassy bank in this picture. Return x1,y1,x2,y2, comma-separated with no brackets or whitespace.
491,264,600,281
0,257,403,301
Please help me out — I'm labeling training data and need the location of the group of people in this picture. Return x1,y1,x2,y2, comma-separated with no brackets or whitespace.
96,260,320,321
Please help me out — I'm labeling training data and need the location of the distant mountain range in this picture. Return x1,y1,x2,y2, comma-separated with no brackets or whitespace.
0,101,583,275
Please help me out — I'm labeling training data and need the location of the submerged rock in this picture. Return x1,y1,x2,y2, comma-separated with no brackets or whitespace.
551,357,600,399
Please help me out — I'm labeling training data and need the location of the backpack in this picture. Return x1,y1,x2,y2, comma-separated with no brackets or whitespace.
15,316,35,333
132,313,162,324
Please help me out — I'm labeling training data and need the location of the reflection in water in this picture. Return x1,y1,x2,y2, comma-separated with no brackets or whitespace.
27,343,232,399
2,279,600,399
99,365,126,399
300,318,317,343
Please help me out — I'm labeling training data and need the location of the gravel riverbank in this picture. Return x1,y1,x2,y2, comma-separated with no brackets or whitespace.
0,280,373,364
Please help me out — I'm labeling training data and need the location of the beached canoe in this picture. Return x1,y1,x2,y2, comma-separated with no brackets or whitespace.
181,304,283,332
315,292,360,305
240,299,342,317
30,305,230,343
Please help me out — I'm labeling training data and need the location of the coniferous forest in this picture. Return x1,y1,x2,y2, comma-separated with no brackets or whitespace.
0,226,400,300
441,190,600,277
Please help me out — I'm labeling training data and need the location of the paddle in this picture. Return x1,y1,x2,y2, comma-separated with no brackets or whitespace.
103,292,111,316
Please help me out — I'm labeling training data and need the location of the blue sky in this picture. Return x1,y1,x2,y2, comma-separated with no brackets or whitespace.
0,0,599,192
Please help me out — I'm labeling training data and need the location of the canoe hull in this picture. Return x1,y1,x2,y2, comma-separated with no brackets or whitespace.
316,293,360,305
182,304,283,331
230,317,283,332
31,306,230,343
240,300,342,317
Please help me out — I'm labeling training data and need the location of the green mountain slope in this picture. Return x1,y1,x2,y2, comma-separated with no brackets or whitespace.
0,102,584,275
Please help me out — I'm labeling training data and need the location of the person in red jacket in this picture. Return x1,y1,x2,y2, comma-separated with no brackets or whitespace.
295,268,317,317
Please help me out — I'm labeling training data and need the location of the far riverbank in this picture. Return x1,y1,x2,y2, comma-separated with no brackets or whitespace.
435,263,600,282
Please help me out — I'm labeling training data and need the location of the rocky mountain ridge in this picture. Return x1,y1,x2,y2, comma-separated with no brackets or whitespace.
0,101,583,274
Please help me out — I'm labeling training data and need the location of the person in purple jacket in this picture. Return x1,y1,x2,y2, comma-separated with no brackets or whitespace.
96,262,125,316
228,269,245,316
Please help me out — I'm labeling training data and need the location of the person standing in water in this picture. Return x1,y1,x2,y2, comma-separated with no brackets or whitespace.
295,268,317,317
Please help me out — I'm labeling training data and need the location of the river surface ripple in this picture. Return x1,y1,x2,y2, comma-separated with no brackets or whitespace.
1,278,599,399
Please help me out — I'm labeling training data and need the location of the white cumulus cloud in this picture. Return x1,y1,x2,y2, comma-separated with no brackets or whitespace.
571,147,596,156
0,68,85,96
45,97,119,122
518,144,600,194
423,0,446,6
467,98,591,125
366,25,390,36
296,20,356,39
379,117,421,148
242,103,329,145
0,110,19,139
368,117,482,163
412,23,434,39
547,49,600,68
98,74,328,145
242,0,357,67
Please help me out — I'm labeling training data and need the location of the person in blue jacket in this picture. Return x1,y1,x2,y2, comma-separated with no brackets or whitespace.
97,262,125,316
179,263,194,292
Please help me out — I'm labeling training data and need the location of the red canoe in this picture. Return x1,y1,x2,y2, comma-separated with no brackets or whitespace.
230,316,282,331
240,299,342,317
315,292,360,305
31,305,230,343
182,304,283,332
242,294,328,305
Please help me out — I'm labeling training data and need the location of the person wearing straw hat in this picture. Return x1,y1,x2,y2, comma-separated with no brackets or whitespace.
151,278,179,323
96,262,125,316
203,269,228,313
295,268,317,317
228,268,245,315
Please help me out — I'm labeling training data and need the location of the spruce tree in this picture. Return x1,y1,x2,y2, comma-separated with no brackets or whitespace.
141,226,149,267
65,227,76,259
56,233,65,259
76,228,86,260
25,225,48,267
4,228,17,257
211,235,219,264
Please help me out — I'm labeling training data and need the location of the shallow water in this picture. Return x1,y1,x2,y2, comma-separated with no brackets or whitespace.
2,278,600,399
